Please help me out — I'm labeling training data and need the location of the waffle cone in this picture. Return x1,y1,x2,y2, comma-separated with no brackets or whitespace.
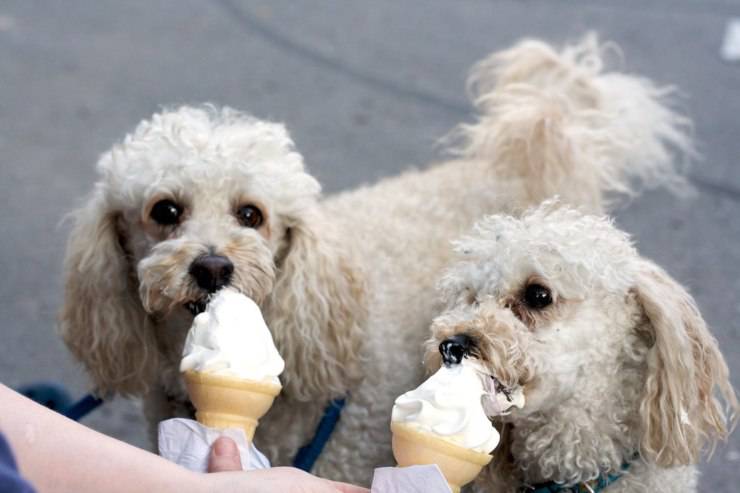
391,421,492,493
184,370,281,441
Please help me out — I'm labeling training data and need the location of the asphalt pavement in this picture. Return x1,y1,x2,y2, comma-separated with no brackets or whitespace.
1,1,739,490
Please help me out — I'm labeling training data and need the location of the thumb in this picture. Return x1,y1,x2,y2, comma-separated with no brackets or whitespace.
207,436,243,472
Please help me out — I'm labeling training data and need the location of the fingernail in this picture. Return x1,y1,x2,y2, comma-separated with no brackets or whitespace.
213,437,237,456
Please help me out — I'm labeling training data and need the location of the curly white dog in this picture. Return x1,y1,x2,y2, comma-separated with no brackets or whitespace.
60,35,691,484
427,203,737,492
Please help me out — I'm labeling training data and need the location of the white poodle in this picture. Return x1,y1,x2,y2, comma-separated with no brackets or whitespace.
427,203,737,492
60,35,692,484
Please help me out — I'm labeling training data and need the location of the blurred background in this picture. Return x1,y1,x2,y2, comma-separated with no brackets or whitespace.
1,0,739,490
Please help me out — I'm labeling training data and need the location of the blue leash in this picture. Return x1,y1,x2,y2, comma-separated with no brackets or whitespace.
292,398,346,472
55,390,344,471
58,392,345,472
18,383,103,421
63,392,343,473
63,393,104,421
22,382,345,473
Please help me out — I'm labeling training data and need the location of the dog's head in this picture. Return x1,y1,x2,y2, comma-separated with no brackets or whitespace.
427,202,736,471
60,106,366,400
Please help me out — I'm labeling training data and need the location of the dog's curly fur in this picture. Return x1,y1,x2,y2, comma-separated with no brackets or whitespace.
60,35,693,484
427,203,737,492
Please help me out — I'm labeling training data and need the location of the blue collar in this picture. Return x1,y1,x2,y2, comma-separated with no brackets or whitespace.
292,398,346,472
526,459,633,493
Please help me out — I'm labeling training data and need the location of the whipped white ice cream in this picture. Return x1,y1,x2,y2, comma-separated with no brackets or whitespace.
180,288,284,384
391,359,500,453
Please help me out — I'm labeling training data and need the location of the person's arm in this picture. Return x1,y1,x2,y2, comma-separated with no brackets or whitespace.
0,384,367,493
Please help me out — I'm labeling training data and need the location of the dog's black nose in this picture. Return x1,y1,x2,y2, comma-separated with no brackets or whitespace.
189,255,234,293
439,334,474,366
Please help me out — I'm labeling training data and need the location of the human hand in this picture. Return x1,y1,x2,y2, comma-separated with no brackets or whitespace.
206,436,369,492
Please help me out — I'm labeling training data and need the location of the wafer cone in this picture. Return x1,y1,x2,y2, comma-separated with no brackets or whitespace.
184,370,281,441
391,421,492,493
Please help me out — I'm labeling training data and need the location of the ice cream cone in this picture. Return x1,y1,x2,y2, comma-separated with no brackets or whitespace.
184,370,281,441
391,421,492,493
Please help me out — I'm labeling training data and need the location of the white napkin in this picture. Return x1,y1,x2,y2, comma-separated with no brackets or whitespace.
158,418,270,472
159,418,452,492
371,465,452,493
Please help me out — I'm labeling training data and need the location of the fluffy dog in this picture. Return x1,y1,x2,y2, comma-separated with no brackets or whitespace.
60,35,691,484
428,203,737,492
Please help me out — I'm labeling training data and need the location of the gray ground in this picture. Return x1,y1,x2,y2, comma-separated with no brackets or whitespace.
1,0,739,490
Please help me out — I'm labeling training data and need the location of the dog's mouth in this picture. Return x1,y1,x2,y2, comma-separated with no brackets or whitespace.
492,375,513,401
481,373,526,416
184,299,208,316
438,335,526,414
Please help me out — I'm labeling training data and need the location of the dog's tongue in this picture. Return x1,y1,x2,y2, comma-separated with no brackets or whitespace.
480,374,525,416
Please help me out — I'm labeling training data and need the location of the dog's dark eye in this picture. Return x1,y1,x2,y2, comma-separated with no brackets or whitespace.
236,204,263,228
150,199,183,226
523,283,552,309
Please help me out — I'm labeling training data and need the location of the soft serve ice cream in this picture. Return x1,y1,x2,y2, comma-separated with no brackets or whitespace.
392,358,499,453
180,288,284,384
180,288,284,440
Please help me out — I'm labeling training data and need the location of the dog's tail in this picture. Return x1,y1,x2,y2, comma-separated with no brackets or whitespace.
447,33,694,211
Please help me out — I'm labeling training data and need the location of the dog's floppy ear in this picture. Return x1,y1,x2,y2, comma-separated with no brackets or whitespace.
634,259,737,466
60,189,158,396
264,207,366,401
